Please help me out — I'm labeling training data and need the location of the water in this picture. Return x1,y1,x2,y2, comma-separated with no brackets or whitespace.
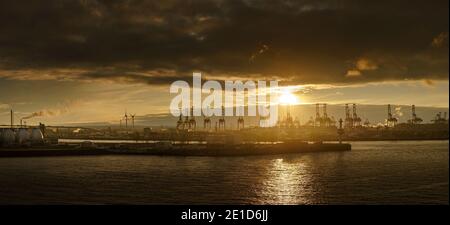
0,140,448,204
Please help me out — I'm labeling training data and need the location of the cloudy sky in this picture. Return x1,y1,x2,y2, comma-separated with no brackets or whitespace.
0,0,448,125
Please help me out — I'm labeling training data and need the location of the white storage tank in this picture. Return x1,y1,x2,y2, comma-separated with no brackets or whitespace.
30,128,44,144
17,128,31,145
2,129,16,146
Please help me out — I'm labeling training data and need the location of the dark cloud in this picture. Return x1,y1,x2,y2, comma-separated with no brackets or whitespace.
0,0,448,85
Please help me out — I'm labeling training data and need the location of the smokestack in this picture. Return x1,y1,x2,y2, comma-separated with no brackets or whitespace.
10,109,13,128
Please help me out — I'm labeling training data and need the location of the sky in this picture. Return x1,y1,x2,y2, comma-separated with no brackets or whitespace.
0,0,448,126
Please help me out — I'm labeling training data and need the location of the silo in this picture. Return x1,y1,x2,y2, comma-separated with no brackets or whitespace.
17,128,31,145
2,129,16,146
30,128,44,144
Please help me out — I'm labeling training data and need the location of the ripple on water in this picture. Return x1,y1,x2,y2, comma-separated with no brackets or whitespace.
0,140,448,204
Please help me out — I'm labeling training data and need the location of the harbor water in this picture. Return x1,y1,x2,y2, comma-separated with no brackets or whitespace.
0,140,448,204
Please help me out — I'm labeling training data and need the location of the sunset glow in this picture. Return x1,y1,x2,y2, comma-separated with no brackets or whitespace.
278,91,299,105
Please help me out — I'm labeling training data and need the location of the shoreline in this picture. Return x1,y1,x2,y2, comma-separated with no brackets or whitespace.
1,139,447,158
0,142,351,158
56,137,449,143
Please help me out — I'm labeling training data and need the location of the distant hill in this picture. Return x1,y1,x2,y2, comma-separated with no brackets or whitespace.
64,104,447,128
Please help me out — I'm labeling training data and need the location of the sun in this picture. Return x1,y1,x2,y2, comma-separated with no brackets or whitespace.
278,91,299,105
